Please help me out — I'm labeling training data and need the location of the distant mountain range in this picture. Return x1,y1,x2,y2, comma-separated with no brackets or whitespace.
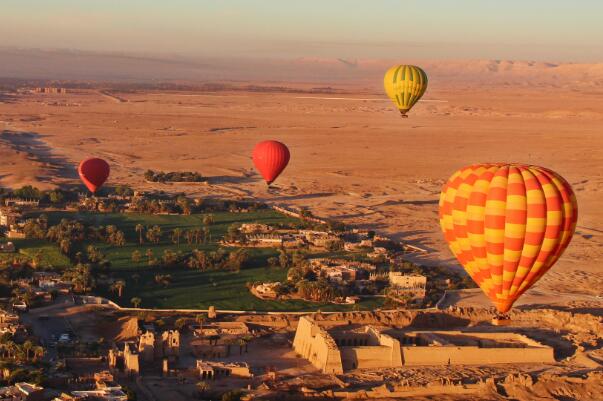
0,48,602,88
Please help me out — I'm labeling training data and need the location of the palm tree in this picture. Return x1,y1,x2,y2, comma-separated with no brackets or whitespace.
145,225,161,244
32,346,44,362
196,381,211,396
111,280,126,297
135,224,144,244
224,337,236,357
131,250,142,264
203,214,214,226
59,239,71,255
22,340,33,361
242,335,252,353
172,228,182,247
5,341,17,360
185,230,194,245
154,274,171,287
131,297,142,308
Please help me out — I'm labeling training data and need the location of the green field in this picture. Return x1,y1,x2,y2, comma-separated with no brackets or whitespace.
42,210,297,269
0,238,71,269
97,263,384,311
37,210,384,311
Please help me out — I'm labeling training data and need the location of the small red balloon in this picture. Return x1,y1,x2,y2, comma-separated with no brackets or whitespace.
78,157,110,193
252,140,290,185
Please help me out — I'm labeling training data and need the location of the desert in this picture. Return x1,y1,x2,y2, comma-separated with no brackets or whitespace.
0,50,602,401
1,57,602,303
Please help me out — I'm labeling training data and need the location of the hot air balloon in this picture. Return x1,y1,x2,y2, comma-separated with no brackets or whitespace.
78,157,110,194
439,164,577,314
252,140,290,185
383,65,428,117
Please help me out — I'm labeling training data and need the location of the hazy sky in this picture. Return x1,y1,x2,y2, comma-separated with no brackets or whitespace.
2,0,602,62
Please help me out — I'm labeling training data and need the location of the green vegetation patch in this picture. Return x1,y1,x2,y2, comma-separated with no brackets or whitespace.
101,265,384,312
32,210,382,311
0,238,70,269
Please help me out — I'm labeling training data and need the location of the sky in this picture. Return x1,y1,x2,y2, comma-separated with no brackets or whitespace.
2,0,602,62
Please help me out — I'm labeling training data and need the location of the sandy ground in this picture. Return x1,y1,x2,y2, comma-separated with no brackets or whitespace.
0,80,602,312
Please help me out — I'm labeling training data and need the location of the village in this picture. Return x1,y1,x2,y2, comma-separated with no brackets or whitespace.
0,291,595,401
0,184,449,400
0,185,594,401
222,222,432,307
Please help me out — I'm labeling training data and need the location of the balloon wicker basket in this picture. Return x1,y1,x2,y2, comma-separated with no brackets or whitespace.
491,314,512,326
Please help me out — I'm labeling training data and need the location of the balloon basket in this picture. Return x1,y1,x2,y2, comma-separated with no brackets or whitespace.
491,314,512,326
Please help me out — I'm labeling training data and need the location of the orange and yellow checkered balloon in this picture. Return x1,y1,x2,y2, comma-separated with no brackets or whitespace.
439,164,578,313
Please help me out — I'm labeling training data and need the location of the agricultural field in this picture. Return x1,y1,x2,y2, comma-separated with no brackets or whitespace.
42,209,296,269
33,210,384,311
0,238,71,269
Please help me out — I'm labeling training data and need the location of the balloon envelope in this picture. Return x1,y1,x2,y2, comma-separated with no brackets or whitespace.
439,164,577,313
383,65,428,116
78,157,110,193
252,140,290,185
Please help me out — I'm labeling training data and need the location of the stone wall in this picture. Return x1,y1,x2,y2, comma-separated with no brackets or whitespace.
293,316,343,374
401,345,554,366
340,346,394,370
293,317,554,373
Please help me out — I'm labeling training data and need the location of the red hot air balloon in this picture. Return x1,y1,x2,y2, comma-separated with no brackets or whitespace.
78,157,110,194
252,140,290,185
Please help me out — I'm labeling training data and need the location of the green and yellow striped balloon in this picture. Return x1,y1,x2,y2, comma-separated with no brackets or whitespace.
383,65,428,117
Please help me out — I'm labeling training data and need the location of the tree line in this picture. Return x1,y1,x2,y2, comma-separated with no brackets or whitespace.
144,169,206,183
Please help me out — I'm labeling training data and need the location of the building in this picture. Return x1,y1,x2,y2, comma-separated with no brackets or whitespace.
0,382,44,401
34,87,67,94
309,258,376,284
324,266,360,283
303,231,342,248
239,223,271,234
194,322,249,337
3,199,39,208
367,247,388,259
6,229,26,239
388,272,427,303
0,311,19,325
138,331,156,362
388,272,427,289
110,330,180,375
56,388,126,401
292,316,554,373
161,330,180,358
252,282,281,299
196,360,251,380
0,208,22,227
108,342,139,376
245,233,284,247
137,329,181,360
0,243,15,253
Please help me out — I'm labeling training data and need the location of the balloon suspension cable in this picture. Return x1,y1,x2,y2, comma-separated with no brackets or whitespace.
399,111,409,118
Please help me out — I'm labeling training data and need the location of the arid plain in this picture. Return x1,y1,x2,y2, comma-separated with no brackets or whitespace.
1,59,602,312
